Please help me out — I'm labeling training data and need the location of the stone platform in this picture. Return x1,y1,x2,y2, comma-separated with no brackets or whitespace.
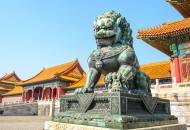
44,121,187,130
53,92,180,129
0,102,38,116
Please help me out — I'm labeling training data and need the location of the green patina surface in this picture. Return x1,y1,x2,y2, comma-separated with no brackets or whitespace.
75,11,151,95
54,11,179,130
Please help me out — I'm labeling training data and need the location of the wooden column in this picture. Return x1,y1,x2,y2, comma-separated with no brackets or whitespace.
57,86,63,99
31,88,34,101
38,88,41,100
22,91,25,102
49,88,51,100
51,87,54,99
22,92,24,102
0,96,1,103
171,57,181,83
25,91,28,102
41,88,45,100
56,87,59,100
25,91,27,102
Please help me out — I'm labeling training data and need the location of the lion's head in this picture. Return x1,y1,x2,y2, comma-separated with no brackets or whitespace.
94,11,133,48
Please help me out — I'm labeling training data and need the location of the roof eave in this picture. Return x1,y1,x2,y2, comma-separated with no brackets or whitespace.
140,38,171,56
167,0,190,18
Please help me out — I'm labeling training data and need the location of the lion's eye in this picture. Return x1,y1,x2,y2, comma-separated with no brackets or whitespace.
96,27,100,31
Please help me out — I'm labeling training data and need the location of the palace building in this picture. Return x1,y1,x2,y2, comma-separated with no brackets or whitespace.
21,59,84,102
137,0,190,126
0,59,171,104
138,0,190,84
0,72,23,103
0,60,84,103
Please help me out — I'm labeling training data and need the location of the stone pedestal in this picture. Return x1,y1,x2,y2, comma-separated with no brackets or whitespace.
52,92,181,129
44,121,187,130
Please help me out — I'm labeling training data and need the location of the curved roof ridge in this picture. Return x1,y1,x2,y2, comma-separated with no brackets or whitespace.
46,59,77,70
21,59,78,85
21,68,45,83
167,0,190,18
55,59,78,76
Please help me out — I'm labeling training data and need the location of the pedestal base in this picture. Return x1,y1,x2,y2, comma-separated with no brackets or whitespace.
54,93,178,129
44,121,187,130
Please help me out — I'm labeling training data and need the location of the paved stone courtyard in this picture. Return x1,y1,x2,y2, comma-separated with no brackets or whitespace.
0,116,51,130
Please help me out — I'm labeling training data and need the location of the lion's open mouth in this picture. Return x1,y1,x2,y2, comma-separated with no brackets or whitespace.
96,35,115,42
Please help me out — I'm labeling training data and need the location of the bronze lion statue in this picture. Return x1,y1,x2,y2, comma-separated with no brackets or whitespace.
76,11,151,95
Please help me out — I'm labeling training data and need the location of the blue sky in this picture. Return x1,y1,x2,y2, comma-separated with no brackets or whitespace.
0,0,183,80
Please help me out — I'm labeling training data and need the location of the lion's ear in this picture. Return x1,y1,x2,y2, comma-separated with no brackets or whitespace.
116,17,122,26
116,16,125,27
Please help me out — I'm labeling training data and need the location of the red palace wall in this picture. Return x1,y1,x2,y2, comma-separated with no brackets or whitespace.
171,42,190,83
178,42,190,83
179,55,190,82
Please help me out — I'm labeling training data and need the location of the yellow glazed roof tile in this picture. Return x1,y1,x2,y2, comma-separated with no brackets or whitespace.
22,60,79,84
138,18,190,39
140,60,171,79
59,75,80,82
3,86,24,96
167,0,190,18
0,71,21,82
0,86,12,91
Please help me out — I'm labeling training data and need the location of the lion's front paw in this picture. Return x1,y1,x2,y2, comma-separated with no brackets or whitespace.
81,87,93,93
74,88,82,94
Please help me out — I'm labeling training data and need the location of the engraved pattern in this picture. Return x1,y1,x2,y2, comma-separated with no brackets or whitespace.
88,99,110,113
141,95,158,114
67,101,79,111
75,93,96,112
